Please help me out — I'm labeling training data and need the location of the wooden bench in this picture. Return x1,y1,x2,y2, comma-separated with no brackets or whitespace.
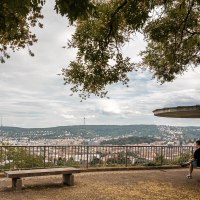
4,167,80,191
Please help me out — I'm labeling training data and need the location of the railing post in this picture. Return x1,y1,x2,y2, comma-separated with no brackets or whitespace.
86,146,89,168
125,146,128,167
161,147,163,166
43,146,46,168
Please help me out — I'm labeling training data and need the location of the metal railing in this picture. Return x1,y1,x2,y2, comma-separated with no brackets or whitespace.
0,145,193,170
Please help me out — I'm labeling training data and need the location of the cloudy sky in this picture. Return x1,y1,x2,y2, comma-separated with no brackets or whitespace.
1,2,200,128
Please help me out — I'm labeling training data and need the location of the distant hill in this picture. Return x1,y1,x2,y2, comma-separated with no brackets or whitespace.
0,125,160,139
0,125,200,140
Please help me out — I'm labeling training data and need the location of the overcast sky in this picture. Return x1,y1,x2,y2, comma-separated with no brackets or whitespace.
1,2,200,128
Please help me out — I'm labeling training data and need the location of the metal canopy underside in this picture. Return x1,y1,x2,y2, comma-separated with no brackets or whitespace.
153,105,200,118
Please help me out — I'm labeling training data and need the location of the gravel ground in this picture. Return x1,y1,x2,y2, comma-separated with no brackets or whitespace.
0,169,200,200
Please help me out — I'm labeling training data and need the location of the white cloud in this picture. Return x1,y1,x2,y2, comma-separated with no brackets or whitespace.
61,114,76,119
98,100,121,114
85,115,96,119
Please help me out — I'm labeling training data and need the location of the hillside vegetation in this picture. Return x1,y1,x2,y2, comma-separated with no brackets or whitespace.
0,125,200,141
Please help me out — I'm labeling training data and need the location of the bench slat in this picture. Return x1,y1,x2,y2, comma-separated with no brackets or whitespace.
4,167,80,178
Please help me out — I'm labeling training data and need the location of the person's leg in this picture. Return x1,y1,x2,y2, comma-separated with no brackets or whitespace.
189,162,193,176
187,160,197,178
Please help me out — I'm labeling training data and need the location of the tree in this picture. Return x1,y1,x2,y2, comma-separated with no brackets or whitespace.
3,146,44,169
1,0,199,98
90,156,101,166
153,153,165,165
177,152,190,164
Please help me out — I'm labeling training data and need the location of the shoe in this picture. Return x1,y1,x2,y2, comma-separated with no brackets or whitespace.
186,174,192,179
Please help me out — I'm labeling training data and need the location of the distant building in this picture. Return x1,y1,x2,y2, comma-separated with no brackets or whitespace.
167,141,174,147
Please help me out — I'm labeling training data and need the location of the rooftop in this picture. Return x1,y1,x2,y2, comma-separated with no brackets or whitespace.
153,105,200,118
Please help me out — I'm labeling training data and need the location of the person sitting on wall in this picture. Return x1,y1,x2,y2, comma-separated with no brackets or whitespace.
186,140,200,179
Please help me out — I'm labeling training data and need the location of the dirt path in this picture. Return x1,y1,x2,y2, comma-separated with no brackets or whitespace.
0,169,200,200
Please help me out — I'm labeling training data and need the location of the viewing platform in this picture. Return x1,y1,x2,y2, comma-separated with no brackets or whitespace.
0,169,200,200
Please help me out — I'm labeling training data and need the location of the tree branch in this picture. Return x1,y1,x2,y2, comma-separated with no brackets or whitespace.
104,0,128,48
180,0,195,43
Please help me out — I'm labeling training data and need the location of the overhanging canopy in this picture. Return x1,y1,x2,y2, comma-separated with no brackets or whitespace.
153,105,200,118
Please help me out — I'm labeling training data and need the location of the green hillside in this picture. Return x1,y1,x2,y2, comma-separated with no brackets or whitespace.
0,125,200,140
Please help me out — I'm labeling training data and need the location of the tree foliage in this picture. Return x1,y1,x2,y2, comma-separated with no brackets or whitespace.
1,0,200,98
100,135,158,145
0,0,45,63
62,0,151,98
2,146,44,169
63,0,200,98
142,0,200,83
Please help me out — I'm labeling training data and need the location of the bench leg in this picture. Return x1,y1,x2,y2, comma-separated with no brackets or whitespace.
12,178,22,191
62,174,74,186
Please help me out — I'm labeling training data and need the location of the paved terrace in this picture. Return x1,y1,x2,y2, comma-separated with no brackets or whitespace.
0,168,200,200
